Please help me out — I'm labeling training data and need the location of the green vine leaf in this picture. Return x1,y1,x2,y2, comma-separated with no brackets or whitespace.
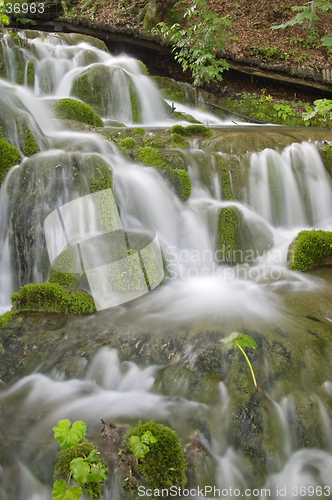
129,435,150,459
52,480,82,500
222,332,258,350
221,332,258,390
141,431,158,445
53,419,86,449
70,457,108,484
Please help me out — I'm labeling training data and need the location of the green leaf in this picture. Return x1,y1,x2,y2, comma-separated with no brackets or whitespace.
53,420,86,449
129,435,150,459
221,332,258,350
141,431,158,445
52,480,82,500
70,457,91,484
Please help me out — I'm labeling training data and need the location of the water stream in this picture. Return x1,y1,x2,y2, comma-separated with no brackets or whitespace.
0,30,332,499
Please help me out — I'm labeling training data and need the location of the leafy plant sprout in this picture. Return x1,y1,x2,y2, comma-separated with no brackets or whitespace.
221,332,258,391
155,0,232,106
53,419,108,500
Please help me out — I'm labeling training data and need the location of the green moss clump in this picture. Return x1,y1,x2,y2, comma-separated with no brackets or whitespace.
54,441,103,498
118,136,136,153
139,146,166,168
127,421,187,489
288,229,332,271
27,60,34,87
170,133,189,149
221,163,234,201
129,82,140,123
10,283,96,314
0,135,21,185
319,143,332,176
152,76,187,103
138,147,191,201
53,98,104,128
216,206,243,264
22,125,40,157
90,163,113,193
48,269,80,288
133,127,145,137
169,124,213,138
168,168,191,201
0,310,17,329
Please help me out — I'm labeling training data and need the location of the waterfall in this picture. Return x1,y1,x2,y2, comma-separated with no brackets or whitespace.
1,29,332,499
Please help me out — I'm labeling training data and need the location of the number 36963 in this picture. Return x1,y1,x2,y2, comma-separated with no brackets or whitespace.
4,3,45,14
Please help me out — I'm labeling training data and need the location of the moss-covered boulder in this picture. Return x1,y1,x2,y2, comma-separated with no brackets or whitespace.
287,229,332,271
0,283,96,327
7,153,113,287
170,124,213,138
138,146,191,201
71,65,140,122
27,60,34,87
216,206,273,264
126,421,187,489
53,98,104,128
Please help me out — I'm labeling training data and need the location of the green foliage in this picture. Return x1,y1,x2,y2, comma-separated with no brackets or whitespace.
53,481,82,500
133,127,145,137
289,229,332,271
222,91,322,126
53,98,104,128
271,0,332,47
23,126,40,157
222,332,258,390
155,0,231,101
0,2,10,26
0,135,21,186
303,99,332,127
126,421,187,489
54,419,87,449
169,124,212,137
10,283,96,315
170,133,189,148
53,420,108,500
129,431,158,459
0,309,17,329
118,136,136,153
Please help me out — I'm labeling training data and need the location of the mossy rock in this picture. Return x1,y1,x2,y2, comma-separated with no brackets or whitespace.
10,283,96,315
318,142,332,176
53,98,104,128
170,133,189,149
27,60,34,87
152,76,194,103
200,130,296,156
0,133,21,185
287,229,332,271
60,32,108,51
21,123,40,157
138,146,191,201
216,206,273,264
71,65,140,122
7,153,113,286
170,124,213,138
126,421,187,489
54,440,104,498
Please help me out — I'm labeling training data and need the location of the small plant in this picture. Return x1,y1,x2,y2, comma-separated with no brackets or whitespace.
126,421,187,489
274,103,297,122
129,430,158,458
53,419,108,500
221,332,258,390
303,98,332,127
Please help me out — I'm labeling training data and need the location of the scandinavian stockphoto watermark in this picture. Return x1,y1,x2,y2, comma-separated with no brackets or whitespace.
44,189,164,311
164,246,289,282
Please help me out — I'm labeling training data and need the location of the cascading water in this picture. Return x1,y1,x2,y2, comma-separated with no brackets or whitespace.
1,29,332,500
